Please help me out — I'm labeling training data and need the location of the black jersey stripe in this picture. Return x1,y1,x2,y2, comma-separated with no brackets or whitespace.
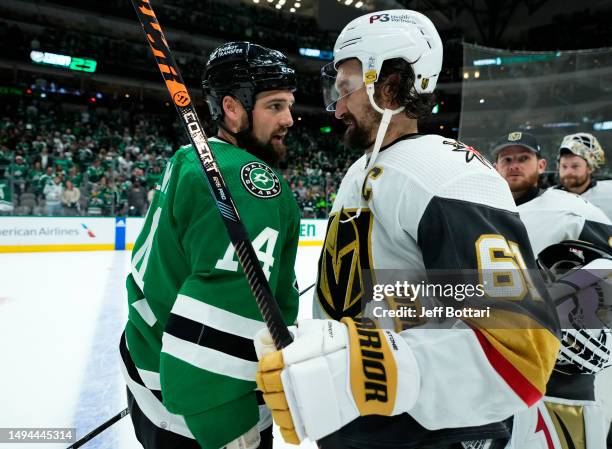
120,332,164,402
166,313,258,362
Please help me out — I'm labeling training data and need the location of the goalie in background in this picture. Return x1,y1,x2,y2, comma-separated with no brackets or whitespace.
556,132,612,221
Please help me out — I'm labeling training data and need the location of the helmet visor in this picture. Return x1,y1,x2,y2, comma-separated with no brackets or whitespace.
321,62,364,112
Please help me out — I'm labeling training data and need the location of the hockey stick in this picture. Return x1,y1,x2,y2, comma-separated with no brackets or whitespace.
65,408,129,449
131,0,293,349
64,284,315,448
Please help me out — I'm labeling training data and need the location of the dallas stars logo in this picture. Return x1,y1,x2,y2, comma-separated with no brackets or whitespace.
240,162,281,199
443,140,493,168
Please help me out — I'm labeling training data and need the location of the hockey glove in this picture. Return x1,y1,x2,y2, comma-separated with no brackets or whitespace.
255,318,420,444
549,258,612,374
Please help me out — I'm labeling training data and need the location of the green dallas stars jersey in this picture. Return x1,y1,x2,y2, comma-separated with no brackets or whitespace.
121,137,300,448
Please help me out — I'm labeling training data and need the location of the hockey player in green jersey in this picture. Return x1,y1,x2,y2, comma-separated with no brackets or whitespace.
120,42,300,449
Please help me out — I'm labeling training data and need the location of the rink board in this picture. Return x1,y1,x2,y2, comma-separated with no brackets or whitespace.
0,216,327,252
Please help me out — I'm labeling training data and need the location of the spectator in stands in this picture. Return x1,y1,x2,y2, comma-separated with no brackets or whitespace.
66,166,82,188
43,175,63,215
87,187,105,216
27,161,44,193
127,178,147,216
10,155,29,196
61,180,80,215
87,158,104,183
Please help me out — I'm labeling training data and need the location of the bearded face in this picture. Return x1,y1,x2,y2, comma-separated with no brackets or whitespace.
495,146,545,194
559,155,592,192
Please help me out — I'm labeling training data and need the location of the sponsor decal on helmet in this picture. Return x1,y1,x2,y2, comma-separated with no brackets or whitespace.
240,162,281,198
210,44,244,60
420,78,429,90
367,56,376,70
369,13,418,24
365,70,377,84
369,13,390,23
508,132,522,141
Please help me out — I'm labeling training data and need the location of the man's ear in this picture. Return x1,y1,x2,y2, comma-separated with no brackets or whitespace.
222,96,246,133
537,157,547,174
379,74,401,109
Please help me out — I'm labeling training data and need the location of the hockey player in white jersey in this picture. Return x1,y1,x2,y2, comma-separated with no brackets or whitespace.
556,133,612,221
493,133,612,449
255,10,560,449
493,131,612,255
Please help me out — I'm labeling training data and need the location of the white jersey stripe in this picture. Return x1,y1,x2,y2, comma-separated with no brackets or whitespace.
137,367,161,391
162,333,258,381
172,294,265,339
121,356,195,438
132,298,157,327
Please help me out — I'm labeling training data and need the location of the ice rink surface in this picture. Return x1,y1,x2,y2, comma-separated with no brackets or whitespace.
1,248,611,449
0,248,320,449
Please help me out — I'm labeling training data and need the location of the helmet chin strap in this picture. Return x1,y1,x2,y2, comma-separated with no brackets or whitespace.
340,83,405,225
365,83,405,173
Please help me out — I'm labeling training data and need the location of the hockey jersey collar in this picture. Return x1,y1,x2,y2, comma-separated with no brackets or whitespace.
514,186,543,206
379,132,423,153
365,133,422,166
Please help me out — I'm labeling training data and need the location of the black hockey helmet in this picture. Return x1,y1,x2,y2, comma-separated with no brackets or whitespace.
202,41,296,122
537,240,612,282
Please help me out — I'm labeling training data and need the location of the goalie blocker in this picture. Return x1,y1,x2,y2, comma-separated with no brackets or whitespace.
506,241,612,449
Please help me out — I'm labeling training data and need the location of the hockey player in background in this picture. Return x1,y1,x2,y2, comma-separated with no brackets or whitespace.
255,10,560,449
492,131,612,255
493,132,612,449
120,42,301,449
556,133,612,221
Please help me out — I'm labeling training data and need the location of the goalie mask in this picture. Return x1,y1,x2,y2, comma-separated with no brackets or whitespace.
202,42,296,123
537,240,612,374
558,132,606,169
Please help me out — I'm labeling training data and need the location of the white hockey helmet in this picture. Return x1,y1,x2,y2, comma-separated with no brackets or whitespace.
322,10,443,111
558,133,606,169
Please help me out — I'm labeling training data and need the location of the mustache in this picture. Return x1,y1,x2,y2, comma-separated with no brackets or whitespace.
342,113,357,126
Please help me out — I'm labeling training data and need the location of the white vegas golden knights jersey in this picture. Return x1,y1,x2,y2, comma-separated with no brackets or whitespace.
580,180,612,222
312,134,560,448
509,189,612,449
518,188,612,257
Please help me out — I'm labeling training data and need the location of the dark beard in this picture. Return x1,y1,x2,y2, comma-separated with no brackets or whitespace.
342,111,378,151
237,132,285,168
561,173,589,189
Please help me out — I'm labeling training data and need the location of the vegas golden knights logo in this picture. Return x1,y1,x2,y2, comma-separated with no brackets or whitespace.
316,208,375,320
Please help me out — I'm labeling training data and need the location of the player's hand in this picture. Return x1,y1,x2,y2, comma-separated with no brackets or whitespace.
254,318,420,443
